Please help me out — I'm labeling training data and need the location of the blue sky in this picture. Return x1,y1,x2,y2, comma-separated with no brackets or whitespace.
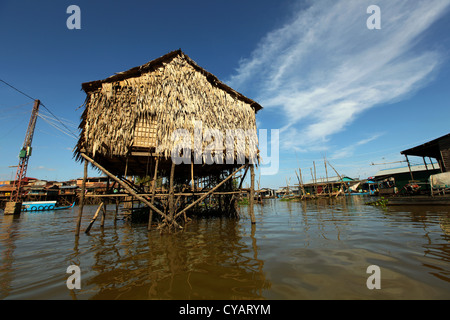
1,0,450,189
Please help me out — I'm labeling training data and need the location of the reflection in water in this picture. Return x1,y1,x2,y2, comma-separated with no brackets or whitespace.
0,215,21,299
68,215,269,300
0,197,449,300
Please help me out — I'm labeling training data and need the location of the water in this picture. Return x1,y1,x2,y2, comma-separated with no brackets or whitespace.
0,196,449,300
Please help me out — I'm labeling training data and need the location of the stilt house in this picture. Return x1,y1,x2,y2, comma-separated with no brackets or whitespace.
74,50,262,231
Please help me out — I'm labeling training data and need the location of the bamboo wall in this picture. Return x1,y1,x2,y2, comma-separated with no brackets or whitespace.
78,53,259,167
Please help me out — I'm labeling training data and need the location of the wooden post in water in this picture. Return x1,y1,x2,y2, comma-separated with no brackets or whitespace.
298,168,306,199
249,164,256,224
115,197,119,224
85,202,104,233
326,160,344,197
100,199,106,228
76,160,88,236
168,161,176,224
191,161,195,193
148,158,159,231
310,168,315,197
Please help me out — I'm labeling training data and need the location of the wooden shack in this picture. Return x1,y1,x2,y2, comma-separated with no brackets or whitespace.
74,50,262,233
401,133,450,174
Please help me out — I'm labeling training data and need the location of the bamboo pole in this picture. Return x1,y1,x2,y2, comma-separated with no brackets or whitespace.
79,153,181,230
326,160,344,197
148,158,159,231
313,161,317,195
76,160,88,236
115,197,119,223
295,170,301,194
249,164,256,224
168,161,176,223
191,161,195,192
299,168,306,198
100,200,106,227
324,157,330,197
174,164,246,220
85,202,104,233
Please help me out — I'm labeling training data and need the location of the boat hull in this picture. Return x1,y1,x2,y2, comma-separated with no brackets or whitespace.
22,201,75,211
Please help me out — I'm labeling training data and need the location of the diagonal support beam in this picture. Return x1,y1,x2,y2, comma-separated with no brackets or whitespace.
174,164,247,220
79,153,181,229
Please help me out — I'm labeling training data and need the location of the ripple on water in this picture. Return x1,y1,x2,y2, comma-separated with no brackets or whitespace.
1,199,449,299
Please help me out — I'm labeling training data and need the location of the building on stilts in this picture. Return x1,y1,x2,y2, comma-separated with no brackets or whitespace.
73,50,262,234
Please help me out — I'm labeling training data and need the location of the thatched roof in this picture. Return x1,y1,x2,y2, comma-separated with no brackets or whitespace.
75,50,262,177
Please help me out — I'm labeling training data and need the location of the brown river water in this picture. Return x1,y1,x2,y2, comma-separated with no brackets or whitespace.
1,196,449,300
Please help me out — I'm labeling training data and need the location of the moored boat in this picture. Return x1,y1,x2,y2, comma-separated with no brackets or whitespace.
22,201,75,211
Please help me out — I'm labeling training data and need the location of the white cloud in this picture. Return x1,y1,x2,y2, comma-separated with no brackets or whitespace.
229,0,449,151
330,133,384,160
34,166,56,171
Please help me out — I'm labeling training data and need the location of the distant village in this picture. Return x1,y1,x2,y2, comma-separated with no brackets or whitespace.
0,176,108,208
1,132,449,209
0,158,443,209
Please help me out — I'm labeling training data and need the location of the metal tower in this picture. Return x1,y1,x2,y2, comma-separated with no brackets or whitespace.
10,99,40,202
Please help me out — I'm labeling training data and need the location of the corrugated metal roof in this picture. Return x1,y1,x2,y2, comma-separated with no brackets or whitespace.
374,163,440,177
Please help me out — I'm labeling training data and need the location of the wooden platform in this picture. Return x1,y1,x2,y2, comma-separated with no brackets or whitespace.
4,201,22,215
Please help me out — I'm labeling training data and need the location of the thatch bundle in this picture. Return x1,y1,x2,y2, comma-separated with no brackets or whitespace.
75,50,262,177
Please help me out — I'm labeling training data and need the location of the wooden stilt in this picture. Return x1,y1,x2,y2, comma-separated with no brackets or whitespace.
249,164,256,224
324,157,330,197
76,160,88,236
299,168,306,199
148,158,159,231
326,160,344,197
191,161,195,192
115,197,119,224
100,200,106,227
85,202,104,233
191,161,199,212
168,161,176,223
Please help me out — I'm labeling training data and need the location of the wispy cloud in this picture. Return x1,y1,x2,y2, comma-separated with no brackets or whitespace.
330,133,384,160
33,166,56,171
229,0,449,151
